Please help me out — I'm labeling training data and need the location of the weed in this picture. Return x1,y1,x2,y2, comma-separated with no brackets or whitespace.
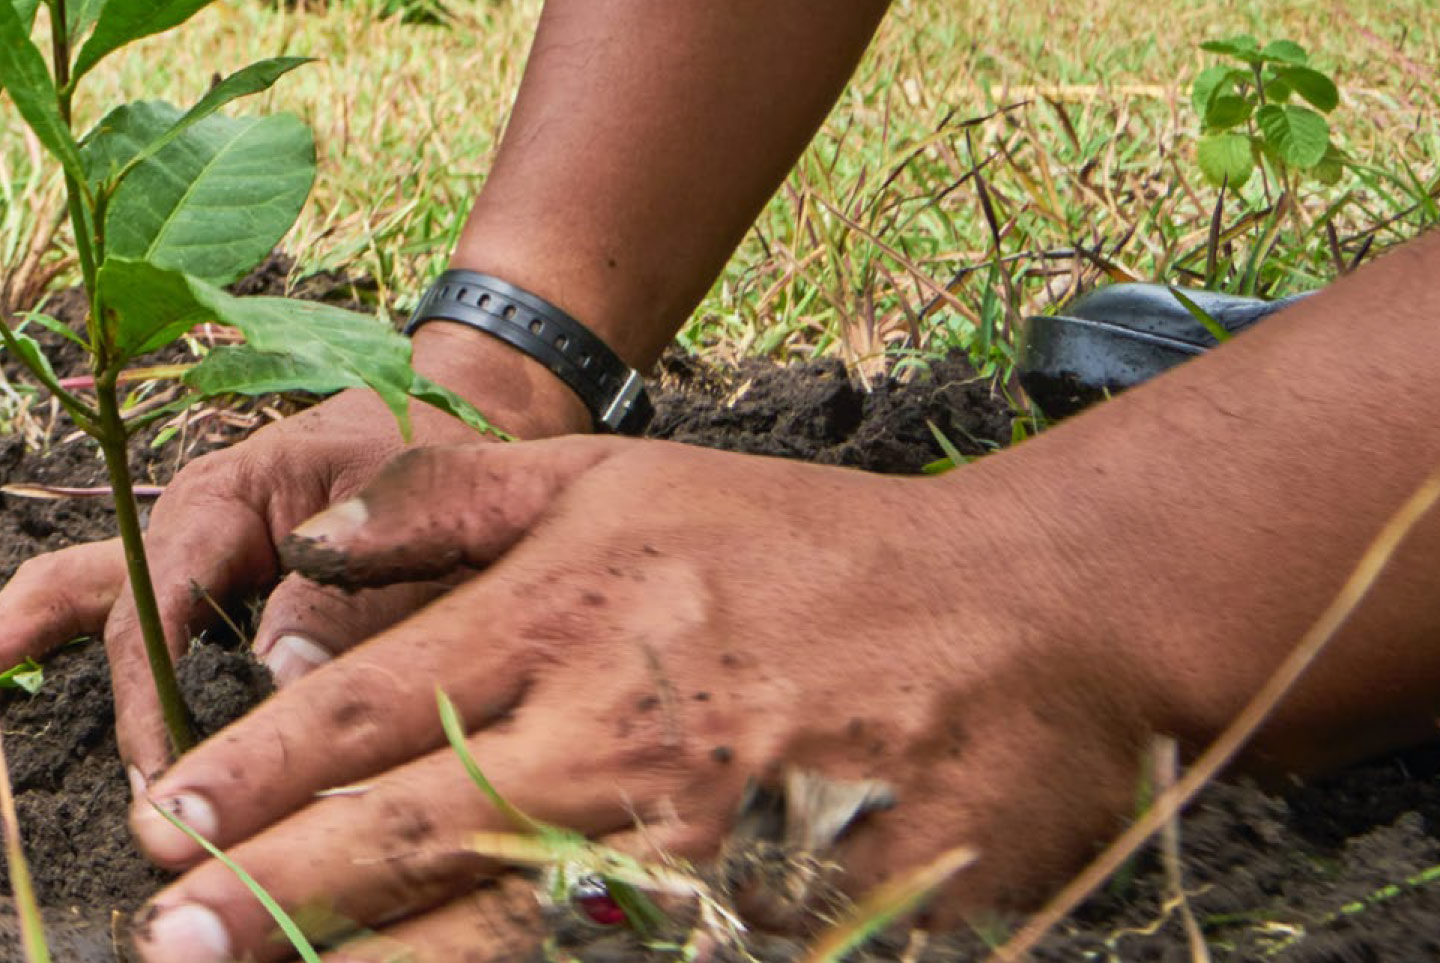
1192,36,1342,191
0,0,499,754
0,657,44,694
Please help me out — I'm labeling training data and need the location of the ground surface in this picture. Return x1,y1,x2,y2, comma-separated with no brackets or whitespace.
2,330,1440,960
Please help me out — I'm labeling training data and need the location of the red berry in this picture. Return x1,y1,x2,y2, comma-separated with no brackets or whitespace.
571,876,627,926
575,891,627,926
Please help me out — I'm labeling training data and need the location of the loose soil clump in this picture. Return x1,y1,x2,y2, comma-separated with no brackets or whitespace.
1,265,1438,961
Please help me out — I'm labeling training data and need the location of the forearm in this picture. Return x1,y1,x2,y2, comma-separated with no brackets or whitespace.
443,0,890,372
978,231,1440,774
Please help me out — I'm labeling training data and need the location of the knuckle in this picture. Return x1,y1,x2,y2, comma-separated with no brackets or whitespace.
162,448,247,508
11,553,52,585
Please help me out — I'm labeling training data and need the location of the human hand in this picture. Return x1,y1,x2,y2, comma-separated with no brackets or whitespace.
0,324,592,781
125,436,1166,962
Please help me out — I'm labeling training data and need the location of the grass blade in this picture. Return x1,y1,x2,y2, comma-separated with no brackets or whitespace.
0,731,51,963
150,803,322,963
437,689,545,834
1167,287,1232,343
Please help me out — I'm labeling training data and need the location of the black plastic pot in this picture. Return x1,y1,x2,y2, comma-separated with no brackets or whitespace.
1017,283,1311,418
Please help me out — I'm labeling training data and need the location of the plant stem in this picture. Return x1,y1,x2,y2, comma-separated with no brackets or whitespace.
46,0,106,361
95,380,194,756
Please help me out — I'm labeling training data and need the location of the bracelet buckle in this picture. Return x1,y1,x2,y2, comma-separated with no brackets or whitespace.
406,270,654,435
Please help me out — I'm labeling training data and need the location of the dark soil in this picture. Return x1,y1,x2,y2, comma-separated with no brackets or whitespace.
1,261,1438,962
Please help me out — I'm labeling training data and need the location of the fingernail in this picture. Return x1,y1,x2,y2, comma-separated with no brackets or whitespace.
262,633,333,685
291,497,369,542
138,903,231,963
132,791,219,865
127,764,148,802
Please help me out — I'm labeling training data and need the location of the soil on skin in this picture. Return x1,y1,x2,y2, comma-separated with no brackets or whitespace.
0,260,1438,961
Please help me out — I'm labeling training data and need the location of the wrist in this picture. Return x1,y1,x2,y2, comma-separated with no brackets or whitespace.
923,449,1180,744
409,320,593,440
449,228,679,373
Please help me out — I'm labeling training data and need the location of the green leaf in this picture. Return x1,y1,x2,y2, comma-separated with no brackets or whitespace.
6,328,61,388
408,375,509,440
101,258,499,440
1196,132,1254,187
0,657,43,694
0,1,86,182
101,58,313,194
1313,143,1346,186
71,0,215,83
1255,104,1331,169
1205,94,1252,130
1260,39,1309,66
1263,75,1293,104
1190,64,1236,119
1274,65,1339,112
181,345,362,396
86,102,315,285
16,311,86,348
12,0,39,31
1200,35,1261,63
66,0,108,40
194,297,415,434
97,256,210,357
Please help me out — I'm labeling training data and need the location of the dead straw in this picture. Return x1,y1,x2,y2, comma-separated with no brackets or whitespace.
0,730,52,963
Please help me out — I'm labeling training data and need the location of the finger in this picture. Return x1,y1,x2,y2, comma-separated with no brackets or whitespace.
128,570,543,867
321,875,543,963
279,438,619,589
109,468,282,777
131,712,642,963
253,573,463,686
0,538,124,667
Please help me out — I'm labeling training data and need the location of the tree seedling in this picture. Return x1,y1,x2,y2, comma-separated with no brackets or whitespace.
0,0,499,756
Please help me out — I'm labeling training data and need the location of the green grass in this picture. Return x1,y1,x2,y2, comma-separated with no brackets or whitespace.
2,0,1438,375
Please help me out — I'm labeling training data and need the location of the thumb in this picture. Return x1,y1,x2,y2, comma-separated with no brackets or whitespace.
278,437,620,589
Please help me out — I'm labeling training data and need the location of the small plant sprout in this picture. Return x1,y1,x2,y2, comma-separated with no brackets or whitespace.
0,657,44,694
1192,36,1343,192
0,0,499,756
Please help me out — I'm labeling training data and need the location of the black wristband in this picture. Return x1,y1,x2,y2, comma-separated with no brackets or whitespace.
404,270,653,435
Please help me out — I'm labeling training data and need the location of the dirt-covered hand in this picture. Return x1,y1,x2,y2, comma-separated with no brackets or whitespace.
0,325,591,782
124,436,1162,963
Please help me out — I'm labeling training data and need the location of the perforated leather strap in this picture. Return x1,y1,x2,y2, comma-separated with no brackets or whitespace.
404,270,653,435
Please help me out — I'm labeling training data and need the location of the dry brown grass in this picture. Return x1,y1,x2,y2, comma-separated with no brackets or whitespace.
1,0,1437,373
